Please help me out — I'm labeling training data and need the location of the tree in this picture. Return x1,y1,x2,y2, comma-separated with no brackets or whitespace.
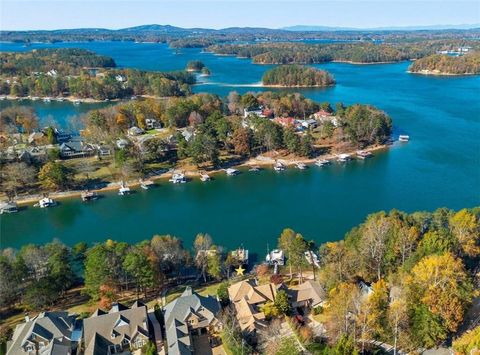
278,228,307,281
329,335,359,355
449,209,480,257
323,282,360,341
207,253,222,280
232,127,252,156
123,245,154,299
194,234,213,282
217,281,230,306
364,279,389,342
141,340,157,355
274,290,291,316
1,162,36,197
273,337,301,355
408,253,473,335
283,127,301,154
227,91,241,114
84,244,111,301
359,213,391,281
299,132,314,157
188,131,219,166
38,161,72,190
150,235,186,289
388,295,408,355
0,256,18,307
452,325,480,355
45,241,75,295
240,93,259,110
23,278,58,309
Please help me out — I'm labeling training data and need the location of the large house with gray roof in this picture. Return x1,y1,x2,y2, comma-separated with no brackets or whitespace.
163,287,222,355
82,301,150,355
7,311,79,355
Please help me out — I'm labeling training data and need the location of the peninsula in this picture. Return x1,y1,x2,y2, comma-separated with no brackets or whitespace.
408,51,480,75
0,48,195,100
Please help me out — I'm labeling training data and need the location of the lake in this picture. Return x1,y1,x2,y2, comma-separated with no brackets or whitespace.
1,41,479,258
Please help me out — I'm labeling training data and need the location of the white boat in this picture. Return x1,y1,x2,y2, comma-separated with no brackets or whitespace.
356,150,373,160
43,97,51,103
399,135,410,142
304,251,320,267
56,97,64,102
169,173,186,184
118,186,131,195
73,100,81,105
337,154,351,162
266,249,285,266
200,173,211,182
273,162,286,171
140,180,155,190
0,201,18,214
81,191,98,201
0,96,6,101
225,168,239,176
248,166,260,172
315,159,330,167
295,162,307,170
231,247,249,265
37,197,56,208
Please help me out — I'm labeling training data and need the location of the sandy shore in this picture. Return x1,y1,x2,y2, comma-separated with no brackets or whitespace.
407,70,477,76
1,95,121,103
10,144,388,207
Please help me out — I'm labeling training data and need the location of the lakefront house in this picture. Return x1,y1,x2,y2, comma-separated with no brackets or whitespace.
227,279,280,333
7,312,80,355
163,287,222,355
82,301,151,355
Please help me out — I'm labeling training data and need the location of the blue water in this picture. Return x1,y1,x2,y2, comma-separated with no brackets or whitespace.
1,41,479,254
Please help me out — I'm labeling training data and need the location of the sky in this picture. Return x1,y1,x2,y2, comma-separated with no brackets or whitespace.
1,0,479,31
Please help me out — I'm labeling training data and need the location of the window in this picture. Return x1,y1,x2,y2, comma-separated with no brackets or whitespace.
39,342,46,349
26,344,34,352
188,319,195,324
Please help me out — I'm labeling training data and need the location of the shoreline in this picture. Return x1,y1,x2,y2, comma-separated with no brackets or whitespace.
9,144,388,207
0,95,120,104
407,70,478,76
261,83,336,88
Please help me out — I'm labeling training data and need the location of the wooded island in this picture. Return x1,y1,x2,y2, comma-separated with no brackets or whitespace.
262,65,335,87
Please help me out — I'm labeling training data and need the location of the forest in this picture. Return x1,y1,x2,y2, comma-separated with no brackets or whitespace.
0,48,116,76
0,49,195,99
1,26,480,45
262,65,335,87
409,51,480,75
207,40,480,64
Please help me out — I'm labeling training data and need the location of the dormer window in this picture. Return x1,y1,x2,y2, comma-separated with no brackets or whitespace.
26,344,35,352
111,332,116,339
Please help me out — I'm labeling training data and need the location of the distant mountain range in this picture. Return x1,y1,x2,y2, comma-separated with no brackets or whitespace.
282,24,480,31
3,23,479,34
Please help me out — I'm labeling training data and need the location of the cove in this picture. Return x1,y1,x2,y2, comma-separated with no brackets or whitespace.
0,41,479,256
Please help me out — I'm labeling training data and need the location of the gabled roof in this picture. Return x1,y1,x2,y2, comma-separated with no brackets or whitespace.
83,303,149,355
7,312,75,355
228,280,276,304
292,280,325,307
164,287,220,355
